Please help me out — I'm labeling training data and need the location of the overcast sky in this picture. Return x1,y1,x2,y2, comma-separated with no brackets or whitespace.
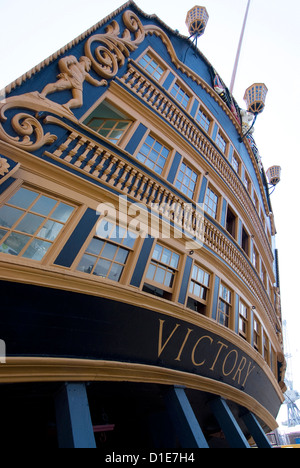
1,0,300,431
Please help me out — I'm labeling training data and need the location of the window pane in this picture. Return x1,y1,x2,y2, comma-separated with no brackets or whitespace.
86,238,104,256
8,188,39,209
51,203,74,222
146,263,156,281
0,228,7,241
161,248,172,265
164,271,173,287
32,196,57,216
153,244,163,261
38,220,63,241
0,232,30,255
0,206,23,228
16,213,44,235
170,253,179,268
115,248,128,264
77,254,97,274
101,242,117,260
22,239,52,260
154,266,165,284
108,263,123,282
93,259,111,277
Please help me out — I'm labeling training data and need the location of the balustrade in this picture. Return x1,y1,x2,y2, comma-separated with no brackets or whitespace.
45,123,276,330
119,64,273,267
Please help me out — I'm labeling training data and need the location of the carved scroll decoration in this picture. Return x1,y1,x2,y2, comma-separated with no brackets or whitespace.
84,10,145,80
0,104,57,152
0,9,241,153
0,157,10,177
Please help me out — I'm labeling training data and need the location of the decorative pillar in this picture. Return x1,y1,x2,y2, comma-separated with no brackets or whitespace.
242,412,272,448
210,397,250,448
164,386,209,448
55,383,96,448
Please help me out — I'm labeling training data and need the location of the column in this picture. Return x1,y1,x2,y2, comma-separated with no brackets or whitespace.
164,386,209,448
55,382,96,448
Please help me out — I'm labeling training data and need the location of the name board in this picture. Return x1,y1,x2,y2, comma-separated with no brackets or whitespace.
0,281,281,418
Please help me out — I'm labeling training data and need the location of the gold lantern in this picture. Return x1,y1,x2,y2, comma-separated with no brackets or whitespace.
266,166,281,186
244,83,268,115
186,6,209,37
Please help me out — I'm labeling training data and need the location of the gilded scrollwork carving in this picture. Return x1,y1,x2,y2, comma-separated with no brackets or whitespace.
84,10,145,80
0,98,57,151
0,157,10,177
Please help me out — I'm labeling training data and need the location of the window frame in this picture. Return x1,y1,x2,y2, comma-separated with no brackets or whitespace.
194,105,212,134
0,185,76,262
143,242,180,295
186,263,210,315
83,99,134,146
217,283,232,328
74,218,138,284
137,50,166,82
238,300,249,340
169,80,191,111
216,130,228,154
135,133,171,176
174,161,198,200
204,185,219,220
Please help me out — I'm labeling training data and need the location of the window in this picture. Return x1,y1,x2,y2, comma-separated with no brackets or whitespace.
0,187,75,261
84,100,133,145
231,154,240,174
143,244,180,299
239,301,249,339
175,162,198,199
241,227,249,256
204,187,218,219
136,135,170,175
195,108,211,132
253,316,261,351
170,82,190,109
138,52,165,81
226,206,236,238
76,219,137,282
243,171,250,191
187,264,210,315
217,284,232,327
263,332,270,363
216,131,227,153
252,245,258,270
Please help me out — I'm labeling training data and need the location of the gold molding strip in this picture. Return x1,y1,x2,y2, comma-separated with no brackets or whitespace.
0,356,279,431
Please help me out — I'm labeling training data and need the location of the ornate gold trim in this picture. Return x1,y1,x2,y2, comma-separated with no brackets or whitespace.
0,356,279,431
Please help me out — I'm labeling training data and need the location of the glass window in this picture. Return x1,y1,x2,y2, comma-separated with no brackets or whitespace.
216,132,227,153
195,108,211,132
0,187,75,261
136,135,170,175
232,154,240,174
170,82,190,109
84,100,133,145
217,284,232,328
253,317,261,351
187,264,210,314
239,301,248,339
138,52,165,81
175,162,198,199
204,187,218,219
76,219,137,282
144,244,179,291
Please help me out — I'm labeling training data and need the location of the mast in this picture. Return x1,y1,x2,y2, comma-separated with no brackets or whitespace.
229,0,251,94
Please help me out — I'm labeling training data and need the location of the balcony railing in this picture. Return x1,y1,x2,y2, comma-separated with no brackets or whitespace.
119,62,273,266
44,115,277,332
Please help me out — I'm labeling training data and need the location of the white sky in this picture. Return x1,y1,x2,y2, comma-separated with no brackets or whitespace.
1,0,300,432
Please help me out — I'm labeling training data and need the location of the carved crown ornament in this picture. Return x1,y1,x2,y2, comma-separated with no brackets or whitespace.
0,9,242,154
